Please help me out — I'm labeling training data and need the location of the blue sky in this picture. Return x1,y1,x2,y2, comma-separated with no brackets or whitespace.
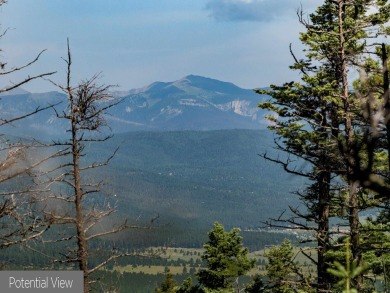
0,0,321,92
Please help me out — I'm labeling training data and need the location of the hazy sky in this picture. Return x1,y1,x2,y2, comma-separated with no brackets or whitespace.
0,0,321,92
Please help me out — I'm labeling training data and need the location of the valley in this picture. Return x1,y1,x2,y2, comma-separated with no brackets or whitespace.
0,76,311,292
90,129,306,248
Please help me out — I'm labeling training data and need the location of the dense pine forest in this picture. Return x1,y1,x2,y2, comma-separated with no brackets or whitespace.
0,0,390,292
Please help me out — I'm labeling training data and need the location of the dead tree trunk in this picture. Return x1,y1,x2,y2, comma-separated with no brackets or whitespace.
47,40,137,293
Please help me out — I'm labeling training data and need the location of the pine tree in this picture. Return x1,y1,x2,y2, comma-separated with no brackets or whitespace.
245,274,264,293
262,239,313,293
258,63,341,291
155,270,179,293
258,0,390,290
196,222,255,291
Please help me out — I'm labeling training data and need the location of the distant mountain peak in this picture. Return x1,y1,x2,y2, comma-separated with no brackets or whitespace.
106,74,268,132
179,74,215,83
0,75,268,137
171,75,245,95
178,74,235,85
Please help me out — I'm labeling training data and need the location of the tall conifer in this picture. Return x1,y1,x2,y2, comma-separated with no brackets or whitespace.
258,0,389,290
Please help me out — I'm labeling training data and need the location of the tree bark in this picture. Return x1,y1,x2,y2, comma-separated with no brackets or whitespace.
382,43,390,170
72,124,89,293
338,0,362,289
67,46,89,292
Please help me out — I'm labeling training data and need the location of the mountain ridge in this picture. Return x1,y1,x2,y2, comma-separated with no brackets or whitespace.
0,75,269,138
109,74,268,132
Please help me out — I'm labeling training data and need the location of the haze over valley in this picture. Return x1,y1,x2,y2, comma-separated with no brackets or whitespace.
1,75,303,248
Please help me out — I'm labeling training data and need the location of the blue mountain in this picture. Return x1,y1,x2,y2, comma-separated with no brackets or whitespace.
0,75,268,138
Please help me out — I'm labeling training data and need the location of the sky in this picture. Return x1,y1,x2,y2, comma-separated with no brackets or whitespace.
0,0,322,93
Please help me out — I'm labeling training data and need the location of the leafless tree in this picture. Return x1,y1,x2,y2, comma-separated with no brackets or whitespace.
0,0,57,250
0,2,55,94
43,40,151,293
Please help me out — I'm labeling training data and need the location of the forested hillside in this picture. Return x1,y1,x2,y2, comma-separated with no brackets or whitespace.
0,0,389,292
89,129,304,248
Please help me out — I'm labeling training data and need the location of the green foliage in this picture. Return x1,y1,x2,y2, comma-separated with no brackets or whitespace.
264,240,293,280
245,274,264,293
327,261,362,293
262,240,313,293
177,278,197,293
327,242,367,293
360,221,390,291
257,0,390,291
155,270,179,293
196,222,255,291
91,130,304,249
91,270,190,293
154,222,256,293
202,289,234,293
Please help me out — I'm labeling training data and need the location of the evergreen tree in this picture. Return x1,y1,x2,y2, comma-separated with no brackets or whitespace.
177,277,196,293
245,274,264,293
360,221,390,291
156,270,179,293
258,0,389,290
262,239,313,293
196,222,255,291
258,62,341,291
